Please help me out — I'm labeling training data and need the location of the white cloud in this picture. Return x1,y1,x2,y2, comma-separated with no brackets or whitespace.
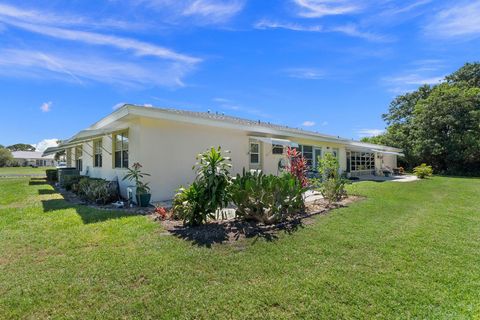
113,102,126,110
255,20,388,42
292,0,362,18
358,129,384,137
424,2,480,38
302,121,316,127
183,0,244,23
33,138,59,152
284,68,325,80
0,49,192,87
40,101,52,112
321,121,328,126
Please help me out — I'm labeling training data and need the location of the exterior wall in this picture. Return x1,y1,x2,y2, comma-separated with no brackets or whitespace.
382,154,397,170
135,117,250,201
13,158,55,167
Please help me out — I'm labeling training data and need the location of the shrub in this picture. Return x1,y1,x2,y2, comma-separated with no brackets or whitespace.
46,169,58,182
173,147,231,226
286,147,308,187
229,170,306,224
77,177,118,204
122,162,151,195
413,163,433,179
316,153,348,204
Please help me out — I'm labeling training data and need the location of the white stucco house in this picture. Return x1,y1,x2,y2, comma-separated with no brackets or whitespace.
43,104,403,201
12,151,56,167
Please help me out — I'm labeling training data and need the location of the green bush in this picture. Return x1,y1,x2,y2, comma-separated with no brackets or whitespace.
173,147,231,226
228,170,306,224
46,169,58,182
413,163,433,179
77,177,118,204
315,153,348,204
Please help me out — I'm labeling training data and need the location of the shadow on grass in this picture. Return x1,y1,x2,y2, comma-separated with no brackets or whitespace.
29,180,49,185
41,198,141,224
169,218,304,248
38,189,58,195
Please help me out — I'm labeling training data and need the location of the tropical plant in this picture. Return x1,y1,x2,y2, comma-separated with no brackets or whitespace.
122,162,151,195
228,170,306,224
173,147,231,226
286,146,308,187
77,177,118,204
316,153,348,204
413,163,433,179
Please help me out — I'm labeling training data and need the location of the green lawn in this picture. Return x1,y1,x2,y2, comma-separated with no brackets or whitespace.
0,166,55,175
0,177,479,318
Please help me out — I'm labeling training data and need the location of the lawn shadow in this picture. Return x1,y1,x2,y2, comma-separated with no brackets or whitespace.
41,198,142,224
38,189,58,195
168,218,305,248
29,180,49,185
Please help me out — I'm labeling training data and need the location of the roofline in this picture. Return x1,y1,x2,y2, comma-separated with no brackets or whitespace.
57,104,402,152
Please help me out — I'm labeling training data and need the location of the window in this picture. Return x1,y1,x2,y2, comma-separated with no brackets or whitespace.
272,144,284,155
298,145,314,167
93,140,102,167
349,151,374,172
114,132,129,168
332,148,339,159
75,145,83,172
250,142,260,164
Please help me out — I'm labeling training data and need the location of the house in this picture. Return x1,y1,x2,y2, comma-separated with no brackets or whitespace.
12,151,56,167
43,104,403,201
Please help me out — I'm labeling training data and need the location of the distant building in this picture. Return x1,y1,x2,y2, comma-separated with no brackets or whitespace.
11,151,56,167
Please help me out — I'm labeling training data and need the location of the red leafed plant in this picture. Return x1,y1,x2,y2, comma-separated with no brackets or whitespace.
286,147,308,187
154,206,168,220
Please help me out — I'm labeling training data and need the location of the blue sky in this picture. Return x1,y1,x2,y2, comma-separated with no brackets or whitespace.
1,0,479,149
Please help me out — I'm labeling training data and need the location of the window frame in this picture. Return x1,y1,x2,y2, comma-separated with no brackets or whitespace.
113,131,129,169
93,139,103,168
75,145,83,172
272,144,284,155
249,142,260,165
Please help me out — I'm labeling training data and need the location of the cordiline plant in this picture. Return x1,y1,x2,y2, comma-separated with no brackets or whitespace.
286,147,308,187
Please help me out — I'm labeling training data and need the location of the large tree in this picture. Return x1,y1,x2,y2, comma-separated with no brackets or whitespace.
0,147,13,167
364,62,480,175
6,143,36,152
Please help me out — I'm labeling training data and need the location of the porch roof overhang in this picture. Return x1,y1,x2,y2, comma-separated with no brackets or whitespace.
371,149,405,157
249,136,299,147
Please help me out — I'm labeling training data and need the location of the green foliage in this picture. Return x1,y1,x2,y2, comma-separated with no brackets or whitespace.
374,62,480,175
173,147,231,226
0,147,14,167
122,162,151,194
228,170,306,224
46,169,58,182
6,143,36,151
77,177,118,204
413,164,433,179
316,153,348,204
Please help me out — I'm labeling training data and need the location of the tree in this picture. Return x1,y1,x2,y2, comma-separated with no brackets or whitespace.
7,143,36,152
373,62,480,175
0,147,13,167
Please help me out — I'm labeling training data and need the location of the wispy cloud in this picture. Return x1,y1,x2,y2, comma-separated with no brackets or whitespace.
284,67,325,80
134,0,244,24
113,102,126,110
382,61,446,93
302,120,316,127
0,49,192,87
292,0,361,18
424,2,480,39
255,20,388,42
40,101,52,112
358,128,384,137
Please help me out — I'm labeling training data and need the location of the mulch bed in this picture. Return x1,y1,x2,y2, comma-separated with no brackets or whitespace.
152,196,364,247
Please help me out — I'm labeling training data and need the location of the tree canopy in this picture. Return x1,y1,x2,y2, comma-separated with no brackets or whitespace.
0,147,13,167
363,62,480,175
6,144,36,152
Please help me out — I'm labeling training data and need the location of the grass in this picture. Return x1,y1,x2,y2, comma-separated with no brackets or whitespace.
0,167,55,175
0,176,479,318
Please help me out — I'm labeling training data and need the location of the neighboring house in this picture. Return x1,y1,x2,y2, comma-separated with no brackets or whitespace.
12,151,56,167
44,104,403,201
